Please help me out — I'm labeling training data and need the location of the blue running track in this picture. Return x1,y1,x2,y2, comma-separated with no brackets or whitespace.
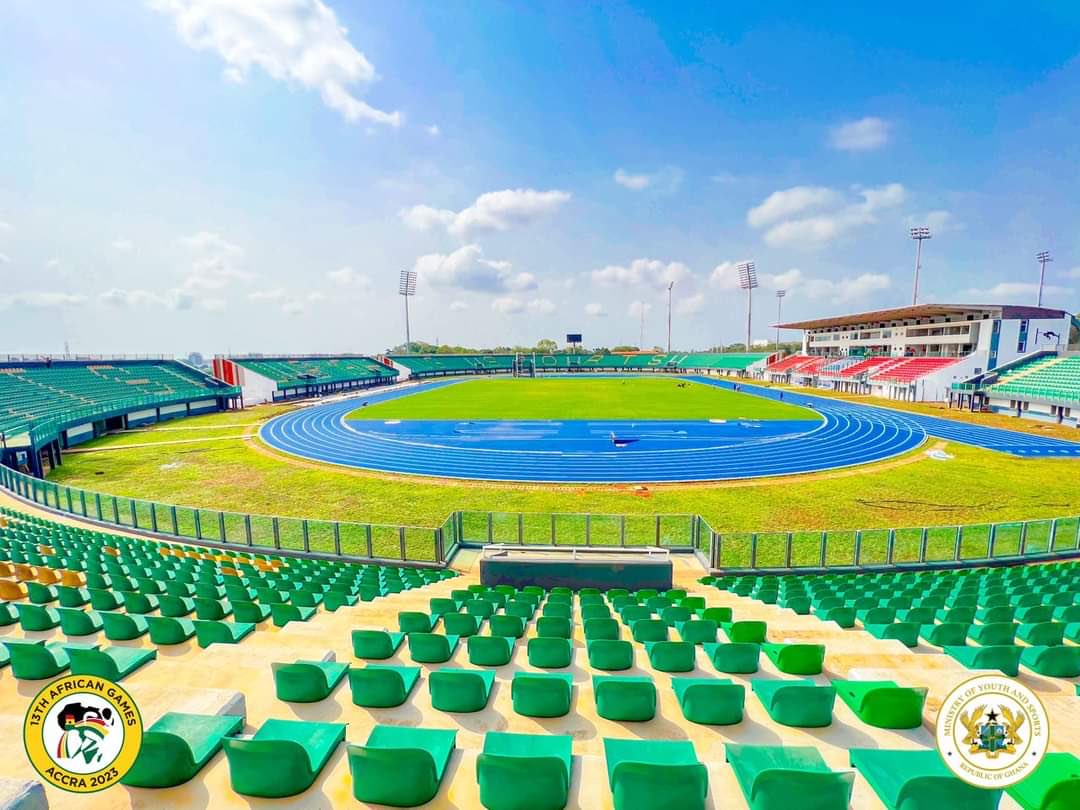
259,376,1080,483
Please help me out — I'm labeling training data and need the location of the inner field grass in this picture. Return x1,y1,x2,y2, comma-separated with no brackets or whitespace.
44,401,1080,563
348,377,819,422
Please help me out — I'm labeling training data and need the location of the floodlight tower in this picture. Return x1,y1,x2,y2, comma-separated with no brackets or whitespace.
398,269,417,354
1036,251,1053,307
775,289,786,350
737,261,758,352
910,227,931,305
666,281,674,353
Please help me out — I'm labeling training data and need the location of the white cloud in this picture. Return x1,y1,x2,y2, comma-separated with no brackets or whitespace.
2,291,86,310
676,292,706,314
45,258,61,270
149,0,401,127
527,297,555,315
0,253,9,264
200,297,227,312
111,238,134,251
399,188,571,239
248,288,287,302
962,282,1072,303
762,269,891,303
613,166,684,192
709,261,752,290
627,301,652,318
99,287,197,310
449,300,468,312
592,258,691,289
425,124,440,136
414,244,532,293
829,116,890,151
281,301,304,316
749,183,906,248
326,266,372,290
584,302,607,317
905,210,963,234
491,296,524,315
0,221,12,231
307,291,326,303
179,230,254,291
710,172,737,185
747,186,840,228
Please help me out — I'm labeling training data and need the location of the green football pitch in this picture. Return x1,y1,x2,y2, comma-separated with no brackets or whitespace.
347,377,819,421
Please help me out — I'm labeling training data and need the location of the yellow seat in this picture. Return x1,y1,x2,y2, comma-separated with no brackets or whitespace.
0,581,29,600
103,547,121,557
37,568,62,586
37,544,56,556
0,562,15,578
60,570,87,587
12,564,39,582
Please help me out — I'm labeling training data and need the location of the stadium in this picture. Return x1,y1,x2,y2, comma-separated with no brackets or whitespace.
3,4,1080,810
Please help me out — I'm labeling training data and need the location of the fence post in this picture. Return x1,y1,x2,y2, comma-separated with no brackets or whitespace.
365,525,373,558
655,515,661,547
398,527,406,560
65,488,73,512
749,534,758,569
987,523,997,558
1075,516,1080,551
953,525,963,561
272,517,280,549
620,516,626,547
111,498,120,525
517,513,523,545
245,515,253,546
435,528,444,563
150,505,158,533
218,512,226,542
710,532,720,569
1049,518,1059,552
785,532,793,568
487,512,493,544
333,523,341,556
919,527,929,563
170,505,178,536
1018,521,1028,557
819,531,827,568
302,520,310,553
585,514,591,546
129,500,138,528
95,493,102,521
550,514,556,545
79,490,87,517
886,529,896,565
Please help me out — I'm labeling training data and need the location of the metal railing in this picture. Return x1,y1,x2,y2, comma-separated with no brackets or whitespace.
0,465,445,567
2,464,1078,573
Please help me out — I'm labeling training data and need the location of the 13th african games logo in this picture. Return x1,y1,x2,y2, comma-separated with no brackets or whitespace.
936,674,1048,789
23,675,143,793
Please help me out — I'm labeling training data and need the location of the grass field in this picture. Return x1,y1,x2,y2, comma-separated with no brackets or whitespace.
44,396,1080,564
348,377,819,421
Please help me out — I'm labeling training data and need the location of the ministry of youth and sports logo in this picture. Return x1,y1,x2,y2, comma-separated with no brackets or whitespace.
936,674,1048,789
23,675,143,794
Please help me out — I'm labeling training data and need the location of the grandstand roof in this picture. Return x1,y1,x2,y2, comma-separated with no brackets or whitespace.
776,303,1070,330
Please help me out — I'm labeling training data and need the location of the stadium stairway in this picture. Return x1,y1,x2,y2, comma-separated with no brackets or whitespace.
0,495,1078,808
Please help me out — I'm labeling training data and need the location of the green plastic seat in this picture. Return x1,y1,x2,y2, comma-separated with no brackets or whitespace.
620,605,653,625
976,605,1015,624
16,603,60,631
920,622,969,647
727,743,854,810
147,616,196,645
430,667,496,712
505,602,535,621
323,591,358,612
527,637,573,669
56,585,91,607
408,632,460,664
536,616,572,639
722,620,767,643
429,597,460,618
677,619,717,645
604,737,708,810
672,677,745,725
68,645,157,681
645,640,696,672
349,665,421,708
442,612,481,637
193,619,254,648
273,660,349,703
352,629,404,660
271,603,316,628
1006,752,1080,810
898,607,935,625
581,604,611,621
467,635,515,666
101,611,149,640
542,602,572,619
349,725,456,807
159,594,196,617
399,611,436,634
25,581,58,604
57,606,103,636
945,645,1022,677
857,607,896,626
631,619,669,643
587,639,634,671
967,621,1017,646
761,643,825,675
122,711,245,788
122,591,161,615
233,600,272,624
703,642,760,674
593,675,656,722
512,672,573,718
489,614,526,638
585,617,620,640
851,747,999,810
477,731,572,810
1016,606,1054,624
864,621,920,647
465,599,495,618
752,679,836,727
1021,645,1080,677
834,680,927,729
2,639,93,679
1017,622,1065,647
222,718,346,798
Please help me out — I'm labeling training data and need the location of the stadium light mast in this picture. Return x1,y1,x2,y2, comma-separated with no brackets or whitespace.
666,281,674,353
1036,251,1053,307
910,227,931,305
737,261,758,353
775,289,786,350
398,269,417,354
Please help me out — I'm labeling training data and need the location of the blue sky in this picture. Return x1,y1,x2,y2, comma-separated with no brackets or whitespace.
1,0,1079,355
